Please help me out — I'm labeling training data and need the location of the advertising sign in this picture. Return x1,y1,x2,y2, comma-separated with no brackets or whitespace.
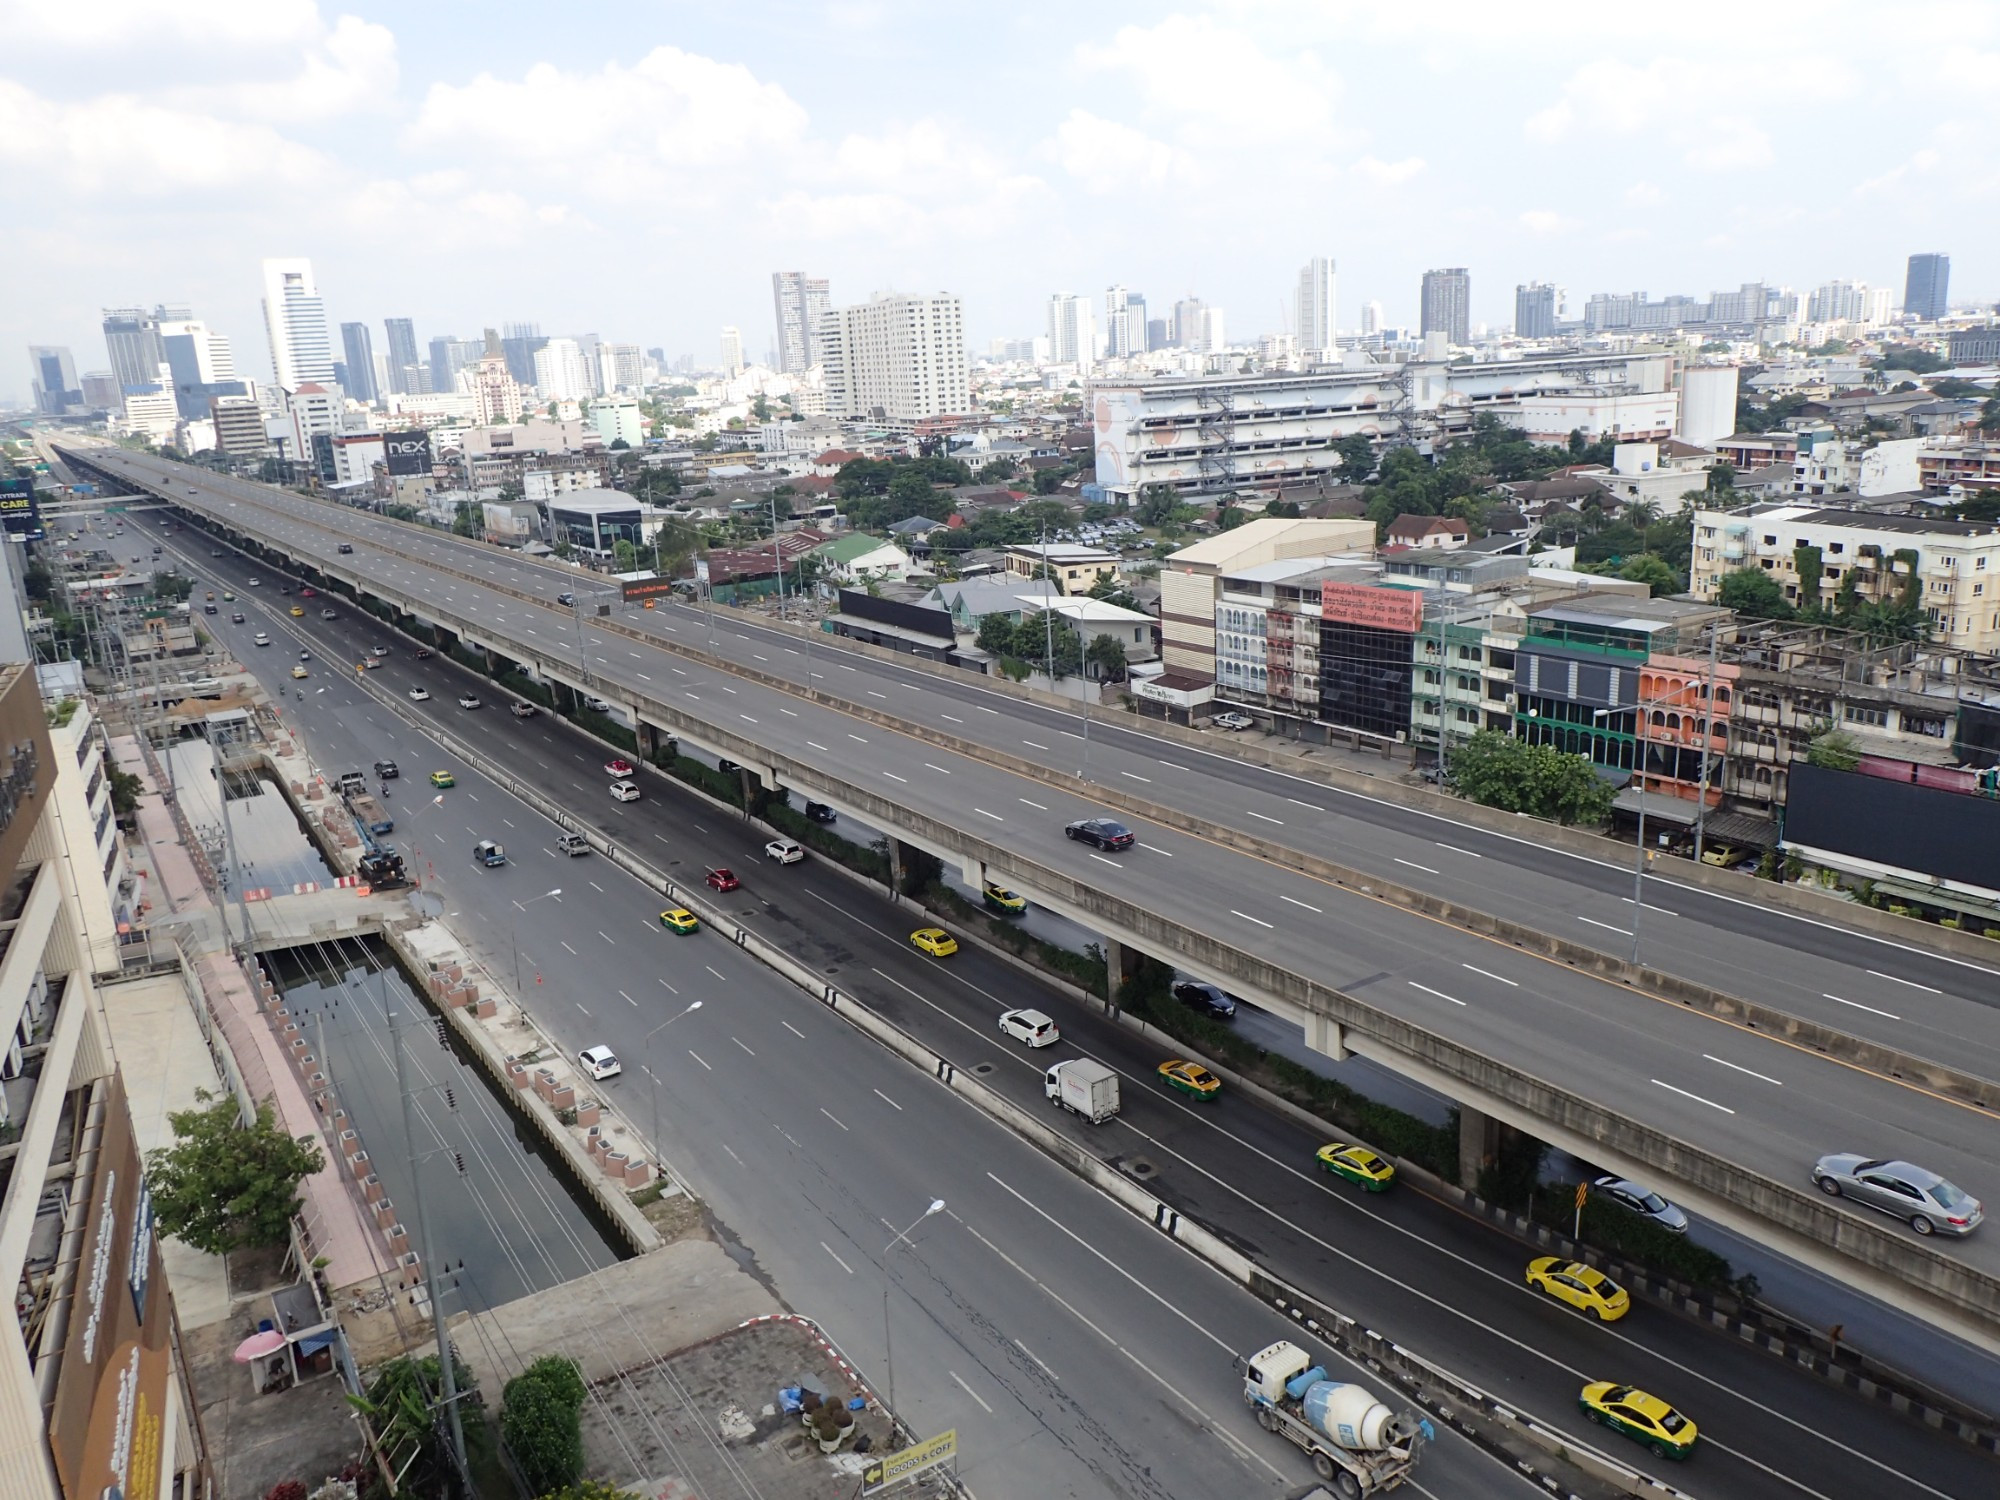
620,575,677,602
1321,580,1424,634
383,430,433,477
0,477,44,538
862,1428,957,1493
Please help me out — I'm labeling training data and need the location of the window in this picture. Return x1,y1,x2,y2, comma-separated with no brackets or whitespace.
1846,705,1888,728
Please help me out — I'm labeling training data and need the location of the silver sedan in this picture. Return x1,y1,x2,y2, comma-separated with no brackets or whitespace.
1812,1155,1982,1237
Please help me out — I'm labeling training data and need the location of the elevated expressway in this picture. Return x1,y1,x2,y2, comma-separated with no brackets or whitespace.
67,444,2000,1350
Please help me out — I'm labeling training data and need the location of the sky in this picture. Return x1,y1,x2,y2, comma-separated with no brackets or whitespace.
5,0,1998,400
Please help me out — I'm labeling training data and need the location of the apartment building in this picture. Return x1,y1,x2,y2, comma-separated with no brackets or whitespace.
817,292,970,424
1918,440,2000,496
1159,518,1375,684
1692,503,2000,653
1214,557,1371,721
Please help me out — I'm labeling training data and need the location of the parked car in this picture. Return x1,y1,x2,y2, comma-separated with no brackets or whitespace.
1812,1155,1983,1236
764,838,804,865
997,1008,1059,1048
1593,1177,1689,1234
1210,712,1254,732
609,780,641,802
1065,817,1135,852
578,1045,622,1080
1172,979,1237,1020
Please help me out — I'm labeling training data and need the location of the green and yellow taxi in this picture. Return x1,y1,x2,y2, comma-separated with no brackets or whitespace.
659,907,700,935
1314,1142,1396,1192
428,770,456,789
910,927,959,958
1157,1059,1220,1101
1578,1382,1697,1459
981,881,1027,915
1527,1258,1630,1322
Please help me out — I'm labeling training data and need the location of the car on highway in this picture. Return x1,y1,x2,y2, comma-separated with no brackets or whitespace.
359,658,381,670
245,578,260,587
982,882,1026,915
414,647,434,659
1526,1258,1629,1321
1577,1382,1696,1460
457,694,481,710
1593,1178,1688,1234
997,1008,1059,1047
1811,1155,1983,1236
290,665,309,679
804,801,837,823
1065,817,1135,851
764,838,804,865
510,702,538,717
705,868,740,892
222,591,235,601
604,758,635,776
584,696,613,713
204,590,215,601
1314,1142,1395,1192
301,587,316,597
204,603,218,614
1157,1059,1220,1101
289,605,305,617
408,688,431,702
374,760,399,779
716,759,739,774
658,907,700,935
298,648,313,661
369,645,389,657
1210,711,1254,731
910,927,959,958
557,592,575,606
337,543,354,554
473,839,507,867
1172,979,1237,1019
428,770,455,788
555,833,591,857
210,549,223,557
231,612,245,623
609,780,641,802
320,608,337,620
578,1045,622,1081
279,585,292,595
253,632,271,646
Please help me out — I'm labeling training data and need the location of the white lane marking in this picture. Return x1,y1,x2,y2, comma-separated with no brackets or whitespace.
867,690,888,700
731,1036,755,1056
902,683,921,692
821,1241,854,1275
1577,915,1632,935
782,1021,806,1039
1287,798,1324,812
1462,964,1518,987
560,940,578,955
620,990,638,1007
740,714,758,724
873,1088,902,1111
978,705,998,714
597,931,615,945
820,1107,848,1132
1231,909,1274,929
688,1050,711,1071
1014,1339,1058,1380
941,713,964,723
1121,771,1151,783
1019,797,1048,810
1279,894,1322,913
1704,1054,1783,1086
718,685,737,695
705,965,727,980
1825,992,1900,1020
1023,739,1048,750
1244,809,1282,824
1395,857,1440,875
924,763,952,775
1652,1078,1735,1114
883,772,907,784
1089,853,1122,868
975,808,1005,822
808,741,829,751
655,833,671,845
1867,969,1940,993
779,707,797,717
1409,981,1465,1007
848,733,868,743
589,880,604,893
948,1371,993,1414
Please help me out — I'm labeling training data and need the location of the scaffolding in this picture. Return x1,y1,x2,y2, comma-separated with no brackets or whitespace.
1193,385,1237,494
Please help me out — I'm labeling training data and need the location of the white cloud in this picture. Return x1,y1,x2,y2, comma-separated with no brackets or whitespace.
1518,209,1575,234
1353,155,1425,185
1048,110,1197,194
1523,57,1803,172
3,0,334,49
1624,181,1665,207
212,14,397,121
1076,15,1343,141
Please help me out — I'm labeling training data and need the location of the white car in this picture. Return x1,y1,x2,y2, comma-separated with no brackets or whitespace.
578,1045,622,1081
998,1009,1060,1048
408,687,431,702
584,696,613,713
245,577,261,587
609,780,641,802
1210,712,1254,732
764,838,805,865
253,632,271,647
370,645,389,657
457,694,481,710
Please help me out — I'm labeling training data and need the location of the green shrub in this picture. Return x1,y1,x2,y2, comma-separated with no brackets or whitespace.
765,804,891,881
500,1356,587,1496
923,883,1108,997
573,708,638,754
1530,1195,1735,1291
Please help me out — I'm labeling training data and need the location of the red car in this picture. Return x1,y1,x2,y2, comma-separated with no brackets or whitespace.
605,758,635,776
414,648,434,659
705,868,740,893
301,587,317,597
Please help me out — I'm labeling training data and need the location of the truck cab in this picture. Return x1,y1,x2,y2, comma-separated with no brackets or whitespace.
473,839,507,867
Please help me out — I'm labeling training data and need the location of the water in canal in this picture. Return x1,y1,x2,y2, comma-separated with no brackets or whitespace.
164,738,333,892
271,938,624,1311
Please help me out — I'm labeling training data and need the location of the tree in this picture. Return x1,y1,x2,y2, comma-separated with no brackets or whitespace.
1445,731,1616,825
552,538,572,559
501,1356,587,1496
1085,633,1128,681
1805,727,1862,771
1264,498,1302,518
1618,554,1681,597
1333,433,1375,479
609,437,630,450
613,539,638,571
1715,566,1794,621
975,613,1017,657
975,458,1017,484
108,767,144,818
146,1090,325,1255
350,1353,479,1497
1133,483,1182,527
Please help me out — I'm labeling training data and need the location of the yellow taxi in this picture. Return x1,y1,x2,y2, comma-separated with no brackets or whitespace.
981,882,1027,915
289,605,305,617
428,770,456,789
289,665,309,679
1314,1142,1396,1192
1527,1258,1630,1322
910,927,959,958
1578,1382,1697,1460
1157,1059,1221,1101
659,907,700,935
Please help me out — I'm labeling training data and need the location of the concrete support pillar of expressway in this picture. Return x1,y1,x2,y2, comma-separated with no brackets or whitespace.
887,838,904,898
1459,1104,1500,1189
1304,1012,1350,1062
1102,936,1127,1011
634,722,663,762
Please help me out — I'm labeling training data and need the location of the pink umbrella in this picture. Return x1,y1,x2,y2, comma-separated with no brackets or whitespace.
234,1330,287,1362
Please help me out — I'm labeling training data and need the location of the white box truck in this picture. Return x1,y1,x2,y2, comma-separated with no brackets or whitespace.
1045,1059,1120,1123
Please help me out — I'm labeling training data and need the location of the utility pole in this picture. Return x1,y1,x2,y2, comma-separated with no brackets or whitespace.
1691,620,1722,865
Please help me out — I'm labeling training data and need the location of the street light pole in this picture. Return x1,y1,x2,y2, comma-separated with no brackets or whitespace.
512,888,562,995
880,1198,946,1426
643,1000,704,1166
1596,696,1660,965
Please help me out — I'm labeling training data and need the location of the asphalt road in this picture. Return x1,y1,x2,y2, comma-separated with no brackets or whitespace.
119,515,2000,1500
73,449,2000,1302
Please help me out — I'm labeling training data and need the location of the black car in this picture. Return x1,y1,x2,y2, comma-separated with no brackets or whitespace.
1172,980,1238,1020
717,759,740,775
1065,817,1135,852
557,592,575,606
230,612,245,623
373,760,400,779
337,543,355,554
804,801,838,824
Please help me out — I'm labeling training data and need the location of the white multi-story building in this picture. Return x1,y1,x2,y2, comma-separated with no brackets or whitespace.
1103,285,1138,360
720,326,744,377
259,257,334,391
1359,299,1383,337
532,338,593,401
817,292,970,424
119,369,179,445
772,272,830,376
285,382,342,463
600,343,644,393
1046,294,1096,373
591,395,644,448
1295,256,1337,360
469,350,523,426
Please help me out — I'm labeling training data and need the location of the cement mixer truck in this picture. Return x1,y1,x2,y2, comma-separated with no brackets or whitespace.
1238,1340,1427,1497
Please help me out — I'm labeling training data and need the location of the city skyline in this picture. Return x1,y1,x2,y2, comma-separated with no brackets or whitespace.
4,2,1998,401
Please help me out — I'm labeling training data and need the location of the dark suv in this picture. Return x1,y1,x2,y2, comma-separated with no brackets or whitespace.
373,760,400,779
1172,980,1238,1020
1064,817,1135,852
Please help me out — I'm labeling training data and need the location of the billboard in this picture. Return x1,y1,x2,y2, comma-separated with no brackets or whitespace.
1786,761,2000,893
0,477,44,538
1321,580,1423,633
620,575,676,602
49,1073,172,1500
383,430,433,476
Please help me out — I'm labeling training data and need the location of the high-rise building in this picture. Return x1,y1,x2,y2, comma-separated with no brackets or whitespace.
100,308,166,390
383,317,424,395
1904,253,1950,321
1359,299,1383,337
260,257,335,391
500,322,546,385
1515,282,1558,339
210,392,269,457
428,334,481,396
816,292,970,423
600,343,644,392
26,346,78,414
1104,285,1142,359
1171,296,1205,349
719,326,744,377
1420,268,1471,346
78,372,120,409
772,271,831,375
339,322,377,403
1806,279,1875,324
1193,306,1226,354
1146,318,1169,352
533,338,593,400
1046,294,1096,370
156,319,243,418
471,329,524,424
1295,257,1337,357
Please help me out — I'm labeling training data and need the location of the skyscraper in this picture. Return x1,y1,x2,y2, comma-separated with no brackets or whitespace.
1514,282,1558,339
1104,285,1143,359
260,258,335,390
1171,296,1205,349
500,322,546,385
383,318,424,395
1420,268,1471,347
1295,256,1337,357
1359,300,1384,337
1904,253,1950,322
772,271,831,375
100,309,166,390
719,327,744,376
339,322,377,404
158,318,242,417
26,347,78,414
1046,294,1096,370
817,292,970,421
533,338,594,400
